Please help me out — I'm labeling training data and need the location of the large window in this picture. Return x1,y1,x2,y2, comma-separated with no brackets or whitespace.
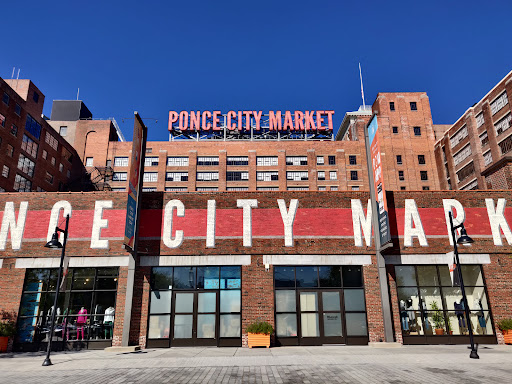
16,268,119,346
14,174,31,192
148,266,241,345
274,266,367,342
286,156,307,166
167,157,189,166
395,265,493,338
114,157,129,167
257,156,278,166
226,171,249,181
17,154,35,177
227,156,248,166
25,114,42,139
197,156,219,166
21,134,38,158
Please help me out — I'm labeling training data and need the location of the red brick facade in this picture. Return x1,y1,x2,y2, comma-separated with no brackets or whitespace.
1,190,511,351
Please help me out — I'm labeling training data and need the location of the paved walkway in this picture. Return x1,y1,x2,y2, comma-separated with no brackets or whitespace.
1,345,512,383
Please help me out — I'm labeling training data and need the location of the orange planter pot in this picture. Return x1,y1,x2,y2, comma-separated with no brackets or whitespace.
503,330,512,345
247,333,271,348
435,329,444,335
0,337,8,353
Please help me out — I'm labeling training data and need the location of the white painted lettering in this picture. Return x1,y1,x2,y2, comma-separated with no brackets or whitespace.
0,202,28,250
486,198,512,246
442,199,465,245
403,199,428,247
206,200,216,248
351,199,372,247
278,199,299,247
237,199,258,247
47,201,72,244
163,199,185,248
91,200,112,249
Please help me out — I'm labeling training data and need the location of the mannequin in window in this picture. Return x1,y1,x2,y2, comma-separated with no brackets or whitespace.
474,295,486,334
454,299,466,332
400,300,409,331
104,306,115,339
77,307,88,340
421,299,430,331
92,305,104,339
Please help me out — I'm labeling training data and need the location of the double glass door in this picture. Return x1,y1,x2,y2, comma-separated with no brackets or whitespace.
299,290,345,345
172,291,218,347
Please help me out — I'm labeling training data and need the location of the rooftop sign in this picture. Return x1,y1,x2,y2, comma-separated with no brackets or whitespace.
168,110,334,132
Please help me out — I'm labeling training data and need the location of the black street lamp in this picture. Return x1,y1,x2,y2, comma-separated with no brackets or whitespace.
448,211,479,359
42,214,70,367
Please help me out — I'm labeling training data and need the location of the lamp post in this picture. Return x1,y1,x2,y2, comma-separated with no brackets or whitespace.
448,211,479,359
42,214,70,367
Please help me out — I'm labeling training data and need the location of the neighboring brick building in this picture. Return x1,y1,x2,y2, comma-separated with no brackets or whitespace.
0,78,86,193
0,190,510,352
434,70,512,190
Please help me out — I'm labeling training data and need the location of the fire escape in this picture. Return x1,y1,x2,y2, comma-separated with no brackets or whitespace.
89,166,113,191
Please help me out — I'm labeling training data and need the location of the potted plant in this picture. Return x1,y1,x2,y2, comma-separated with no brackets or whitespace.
497,318,512,345
0,315,16,353
430,302,445,335
246,321,274,348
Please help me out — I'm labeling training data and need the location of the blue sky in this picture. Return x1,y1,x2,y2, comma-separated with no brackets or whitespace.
2,1,511,141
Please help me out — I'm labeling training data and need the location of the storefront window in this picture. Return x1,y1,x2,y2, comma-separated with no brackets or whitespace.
274,265,367,343
148,266,242,344
16,268,118,346
395,265,492,338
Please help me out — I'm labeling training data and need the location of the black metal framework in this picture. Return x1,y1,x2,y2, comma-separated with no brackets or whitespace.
395,264,496,345
147,266,242,348
16,267,119,352
274,266,368,346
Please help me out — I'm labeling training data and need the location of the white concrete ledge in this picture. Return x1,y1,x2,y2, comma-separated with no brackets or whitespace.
263,255,372,266
15,256,130,269
369,342,402,348
385,254,491,265
140,255,252,267
104,346,141,353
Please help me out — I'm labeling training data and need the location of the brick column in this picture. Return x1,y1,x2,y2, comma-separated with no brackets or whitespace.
188,150,197,192
241,255,274,347
278,150,286,190
218,150,227,192
248,150,257,191
130,265,151,348
112,266,128,346
0,258,25,352
363,255,386,343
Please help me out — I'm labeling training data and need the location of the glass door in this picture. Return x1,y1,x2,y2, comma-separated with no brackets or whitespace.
298,290,345,345
171,291,218,347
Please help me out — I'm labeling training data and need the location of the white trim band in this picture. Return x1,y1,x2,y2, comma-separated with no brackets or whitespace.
140,255,252,267
15,256,130,269
0,259,3,269
385,254,491,265
263,255,372,266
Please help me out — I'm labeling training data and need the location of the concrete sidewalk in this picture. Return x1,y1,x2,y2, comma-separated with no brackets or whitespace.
1,345,511,383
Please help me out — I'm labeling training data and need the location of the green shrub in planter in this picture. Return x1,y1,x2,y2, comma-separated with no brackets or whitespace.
497,319,512,332
246,321,274,335
0,320,16,337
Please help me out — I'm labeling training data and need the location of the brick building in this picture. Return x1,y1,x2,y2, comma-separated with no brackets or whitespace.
46,91,441,194
0,190,510,352
434,70,512,190
0,78,88,193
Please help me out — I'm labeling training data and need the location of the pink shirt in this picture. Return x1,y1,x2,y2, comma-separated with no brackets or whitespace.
77,308,88,324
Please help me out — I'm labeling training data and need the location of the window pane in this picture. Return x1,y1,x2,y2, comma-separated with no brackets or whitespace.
175,293,194,313
220,290,241,313
345,313,367,336
93,291,116,318
198,292,216,313
23,269,50,291
417,266,439,286
344,289,365,311
421,287,443,310
442,287,462,310
299,292,318,311
342,266,363,287
276,290,296,312
466,286,488,311
152,267,173,290
16,317,37,343
150,290,172,314
438,266,452,286
220,314,240,337
220,266,241,289
96,275,117,290
319,266,341,287
197,314,216,338
19,293,43,317
296,266,318,288
397,287,420,311
323,313,343,336
173,267,195,289
425,312,447,335
276,313,298,337
400,310,425,336
174,314,193,338
322,291,340,311
301,313,319,337
395,266,417,286
69,292,93,317
197,266,219,289
72,268,95,290
274,267,295,288
461,265,483,286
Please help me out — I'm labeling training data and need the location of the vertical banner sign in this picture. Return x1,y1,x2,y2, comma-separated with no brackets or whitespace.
366,115,392,246
123,112,147,252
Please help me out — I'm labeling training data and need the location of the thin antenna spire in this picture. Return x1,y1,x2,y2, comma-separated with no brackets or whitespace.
359,62,366,109
77,88,80,100
11,67,15,79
